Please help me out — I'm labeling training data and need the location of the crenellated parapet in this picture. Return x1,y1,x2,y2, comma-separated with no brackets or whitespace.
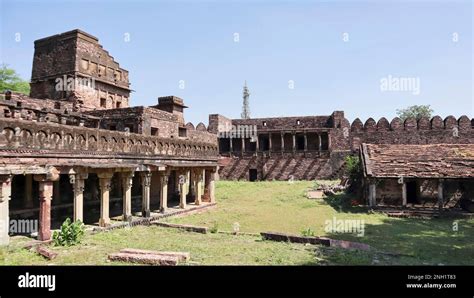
351,115,473,132
184,122,217,144
349,115,474,151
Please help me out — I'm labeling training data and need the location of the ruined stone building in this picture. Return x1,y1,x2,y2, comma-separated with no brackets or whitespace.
209,112,347,181
1,29,473,247
211,112,474,179
360,143,474,211
211,110,474,210
0,30,219,245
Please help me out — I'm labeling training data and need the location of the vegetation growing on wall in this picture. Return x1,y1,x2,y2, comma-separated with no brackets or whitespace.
0,64,30,95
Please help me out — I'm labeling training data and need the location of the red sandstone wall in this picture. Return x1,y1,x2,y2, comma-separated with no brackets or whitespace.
218,152,348,181
350,116,474,151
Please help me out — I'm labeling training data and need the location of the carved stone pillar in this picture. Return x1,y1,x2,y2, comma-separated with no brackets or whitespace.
186,170,191,196
159,172,169,212
304,132,307,152
368,181,377,208
122,172,134,221
318,133,322,153
0,175,12,245
179,170,189,209
292,132,296,153
190,171,196,198
141,172,151,217
402,182,407,207
268,133,272,152
281,132,285,153
69,171,88,222
255,135,259,153
37,180,54,241
209,171,216,203
204,168,217,203
98,171,114,227
328,132,331,150
194,169,203,205
34,168,59,241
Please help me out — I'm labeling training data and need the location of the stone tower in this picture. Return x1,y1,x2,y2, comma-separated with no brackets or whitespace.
241,81,250,119
30,29,131,111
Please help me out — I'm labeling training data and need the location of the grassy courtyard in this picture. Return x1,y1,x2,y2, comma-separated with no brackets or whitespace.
1,181,473,265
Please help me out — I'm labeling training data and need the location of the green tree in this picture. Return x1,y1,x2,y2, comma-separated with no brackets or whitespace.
0,64,30,95
344,155,362,194
396,105,433,121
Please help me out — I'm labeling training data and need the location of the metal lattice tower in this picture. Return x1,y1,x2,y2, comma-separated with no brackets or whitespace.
241,81,250,119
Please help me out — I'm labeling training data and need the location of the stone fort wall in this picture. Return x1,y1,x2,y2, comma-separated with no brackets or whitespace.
216,114,474,181
347,115,474,151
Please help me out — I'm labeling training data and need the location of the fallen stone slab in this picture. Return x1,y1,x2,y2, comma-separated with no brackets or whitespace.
151,222,208,234
108,252,178,266
35,245,58,260
261,232,330,246
119,248,190,261
23,239,53,250
307,190,324,199
322,238,371,251
261,232,371,251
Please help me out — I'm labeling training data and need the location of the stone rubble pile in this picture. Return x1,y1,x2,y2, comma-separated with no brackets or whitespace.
317,184,347,196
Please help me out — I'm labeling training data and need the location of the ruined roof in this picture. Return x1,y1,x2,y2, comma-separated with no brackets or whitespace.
231,115,332,130
360,143,474,179
34,29,99,45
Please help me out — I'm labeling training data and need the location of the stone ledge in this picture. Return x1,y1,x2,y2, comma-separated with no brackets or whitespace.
92,203,217,233
119,248,190,261
150,222,208,234
108,252,178,266
260,231,371,251
261,231,331,246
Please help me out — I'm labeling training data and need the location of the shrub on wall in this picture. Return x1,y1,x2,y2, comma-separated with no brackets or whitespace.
345,155,362,194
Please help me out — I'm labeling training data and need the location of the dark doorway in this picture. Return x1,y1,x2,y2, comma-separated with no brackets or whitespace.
321,133,329,150
406,181,418,204
249,169,258,182
167,170,180,206
247,139,257,152
296,135,305,151
218,138,230,153
259,135,269,151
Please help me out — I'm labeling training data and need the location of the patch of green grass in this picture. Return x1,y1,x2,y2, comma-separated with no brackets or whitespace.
1,181,473,265
169,181,381,235
0,227,321,265
168,181,474,265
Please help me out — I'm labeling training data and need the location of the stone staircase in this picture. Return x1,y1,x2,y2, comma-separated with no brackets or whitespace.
218,155,333,181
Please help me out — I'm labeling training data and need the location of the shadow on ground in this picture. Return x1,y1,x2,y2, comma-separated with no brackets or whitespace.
323,192,368,213
319,215,474,265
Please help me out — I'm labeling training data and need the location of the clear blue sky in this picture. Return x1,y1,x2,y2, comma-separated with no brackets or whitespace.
1,0,472,125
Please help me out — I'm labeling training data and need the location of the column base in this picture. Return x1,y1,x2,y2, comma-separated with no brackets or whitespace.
160,207,167,213
123,214,132,221
0,237,9,246
99,218,110,227
38,231,51,241
142,210,150,218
